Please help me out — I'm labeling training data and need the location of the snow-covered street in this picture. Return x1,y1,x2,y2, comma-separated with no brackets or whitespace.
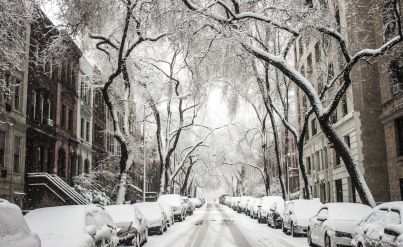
143,203,308,247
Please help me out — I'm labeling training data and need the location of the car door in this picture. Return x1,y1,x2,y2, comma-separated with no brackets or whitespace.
380,209,401,247
284,202,294,229
311,208,328,245
362,209,389,247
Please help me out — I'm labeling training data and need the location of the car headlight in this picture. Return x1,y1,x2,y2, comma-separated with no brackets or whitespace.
335,231,352,239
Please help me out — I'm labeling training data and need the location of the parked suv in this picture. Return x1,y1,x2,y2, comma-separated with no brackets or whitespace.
158,194,186,222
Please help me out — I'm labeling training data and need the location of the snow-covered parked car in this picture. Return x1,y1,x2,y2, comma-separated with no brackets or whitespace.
257,196,284,223
134,202,167,235
158,194,186,222
190,198,203,208
352,201,403,247
182,197,195,215
267,199,287,229
308,203,372,247
0,198,41,247
251,198,262,219
246,198,258,217
282,199,323,236
231,197,240,211
158,201,175,227
105,204,148,247
25,205,119,247
238,196,253,213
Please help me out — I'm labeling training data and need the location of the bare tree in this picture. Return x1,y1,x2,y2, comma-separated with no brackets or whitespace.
55,0,168,203
181,0,403,206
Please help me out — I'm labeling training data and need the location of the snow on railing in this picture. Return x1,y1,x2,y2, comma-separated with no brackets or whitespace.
27,172,89,205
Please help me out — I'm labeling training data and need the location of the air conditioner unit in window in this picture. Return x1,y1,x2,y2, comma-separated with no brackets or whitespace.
393,83,403,95
47,118,54,127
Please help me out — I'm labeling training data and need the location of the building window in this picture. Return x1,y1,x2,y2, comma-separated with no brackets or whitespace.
396,117,403,156
390,56,403,95
68,110,73,132
335,179,343,202
32,91,37,119
80,118,85,139
13,136,21,173
342,94,348,116
334,150,341,167
344,135,351,148
311,118,317,136
86,121,90,142
306,157,311,175
61,105,66,127
14,82,20,110
0,131,5,168
84,159,90,174
58,149,66,178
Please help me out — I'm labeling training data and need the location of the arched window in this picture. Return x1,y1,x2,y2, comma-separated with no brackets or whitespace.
58,149,66,178
84,159,90,174
78,155,82,175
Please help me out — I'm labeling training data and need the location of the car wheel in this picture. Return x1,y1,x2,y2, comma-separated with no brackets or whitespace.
291,222,297,237
325,234,331,247
258,215,261,223
307,228,313,246
282,223,287,233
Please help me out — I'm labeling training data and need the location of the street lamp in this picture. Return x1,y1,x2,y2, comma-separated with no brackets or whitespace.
142,94,189,202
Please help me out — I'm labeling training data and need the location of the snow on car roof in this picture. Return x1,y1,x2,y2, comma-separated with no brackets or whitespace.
158,194,182,206
291,199,322,216
325,203,372,221
134,202,163,218
105,205,137,224
375,201,403,220
25,205,108,234
261,196,284,208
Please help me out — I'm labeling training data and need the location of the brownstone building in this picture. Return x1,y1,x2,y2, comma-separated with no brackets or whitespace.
376,2,403,201
25,8,87,209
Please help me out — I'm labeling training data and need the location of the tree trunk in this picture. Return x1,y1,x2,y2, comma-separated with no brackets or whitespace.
116,152,135,204
267,108,286,200
319,119,375,206
180,164,193,195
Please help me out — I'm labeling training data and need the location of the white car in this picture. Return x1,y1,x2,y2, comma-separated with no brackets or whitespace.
352,201,403,247
238,196,253,213
231,197,240,210
0,199,41,247
251,198,263,219
158,194,186,222
267,199,287,228
190,198,203,208
135,202,167,235
257,196,284,223
282,199,323,236
25,205,119,247
105,204,148,247
246,198,258,216
158,201,175,227
308,203,372,247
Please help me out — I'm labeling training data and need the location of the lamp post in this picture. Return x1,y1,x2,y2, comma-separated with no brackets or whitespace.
142,94,190,202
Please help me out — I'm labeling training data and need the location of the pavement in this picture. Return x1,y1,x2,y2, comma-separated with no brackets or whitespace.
143,203,309,247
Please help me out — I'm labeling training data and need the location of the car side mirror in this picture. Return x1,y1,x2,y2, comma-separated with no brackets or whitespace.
289,211,293,215
384,225,403,237
317,214,327,221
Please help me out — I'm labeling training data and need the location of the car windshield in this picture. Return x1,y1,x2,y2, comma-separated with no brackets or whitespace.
158,195,182,207
105,205,136,224
293,201,321,216
135,203,161,218
328,204,372,221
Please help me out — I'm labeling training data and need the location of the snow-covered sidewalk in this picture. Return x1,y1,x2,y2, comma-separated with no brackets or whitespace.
138,203,309,247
